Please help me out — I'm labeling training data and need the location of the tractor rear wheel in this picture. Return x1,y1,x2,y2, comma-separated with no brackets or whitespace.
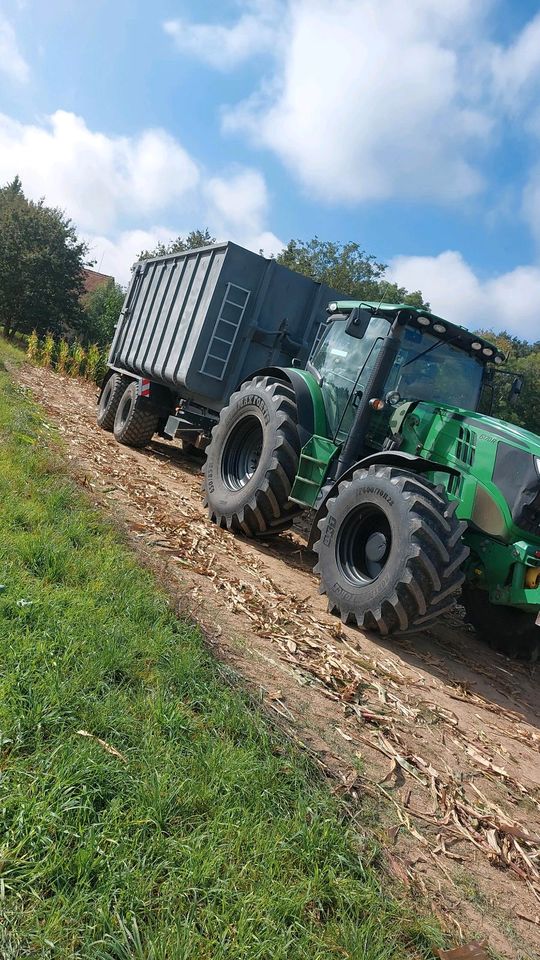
461,585,540,661
97,373,130,431
202,376,300,536
314,465,468,634
113,381,159,448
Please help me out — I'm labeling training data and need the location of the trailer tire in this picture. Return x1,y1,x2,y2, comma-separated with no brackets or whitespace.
314,466,468,634
461,584,540,661
203,376,301,536
113,381,159,448
97,373,130,431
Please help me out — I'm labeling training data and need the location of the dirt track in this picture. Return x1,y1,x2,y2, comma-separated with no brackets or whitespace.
15,362,540,959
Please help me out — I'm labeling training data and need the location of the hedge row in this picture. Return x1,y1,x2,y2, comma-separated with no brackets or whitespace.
26,332,109,383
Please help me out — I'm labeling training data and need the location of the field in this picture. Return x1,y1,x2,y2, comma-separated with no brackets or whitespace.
0,342,448,958
5,340,540,958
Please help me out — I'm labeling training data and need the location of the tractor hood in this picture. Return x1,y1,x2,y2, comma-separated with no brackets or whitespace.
405,401,540,543
425,402,540,455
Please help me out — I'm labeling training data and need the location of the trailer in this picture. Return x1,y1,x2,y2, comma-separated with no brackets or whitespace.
99,241,346,449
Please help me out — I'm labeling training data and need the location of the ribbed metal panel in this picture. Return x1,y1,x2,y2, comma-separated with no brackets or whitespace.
109,241,346,410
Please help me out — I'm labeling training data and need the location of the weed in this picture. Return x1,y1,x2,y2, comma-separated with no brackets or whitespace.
68,341,86,377
85,342,101,381
56,338,70,374
40,332,55,367
26,330,39,363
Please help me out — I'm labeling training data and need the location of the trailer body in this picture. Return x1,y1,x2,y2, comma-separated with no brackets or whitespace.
108,242,344,413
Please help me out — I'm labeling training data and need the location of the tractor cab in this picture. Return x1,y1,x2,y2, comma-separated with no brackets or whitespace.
306,302,506,446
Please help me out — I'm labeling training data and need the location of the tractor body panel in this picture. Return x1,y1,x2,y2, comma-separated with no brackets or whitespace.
391,401,540,613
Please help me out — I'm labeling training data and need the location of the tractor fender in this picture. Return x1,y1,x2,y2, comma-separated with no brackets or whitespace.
308,451,460,547
237,366,322,448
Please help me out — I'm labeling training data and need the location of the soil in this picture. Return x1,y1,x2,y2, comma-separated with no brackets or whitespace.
14,362,540,959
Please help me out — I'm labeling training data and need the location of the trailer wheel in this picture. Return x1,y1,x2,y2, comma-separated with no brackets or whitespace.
314,466,468,634
97,373,130,431
113,381,159,448
461,585,540,661
203,376,300,536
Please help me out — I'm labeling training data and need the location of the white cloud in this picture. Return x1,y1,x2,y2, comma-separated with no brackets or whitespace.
221,0,492,204
490,11,540,105
203,167,283,255
522,166,540,245
163,1,283,71
0,13,29,82
0,109,282,282
388,250,540,340
83,228,180,285
0,111,200,232
87,169,285,283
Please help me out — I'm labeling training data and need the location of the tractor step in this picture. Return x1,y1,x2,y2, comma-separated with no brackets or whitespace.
289,435,338,508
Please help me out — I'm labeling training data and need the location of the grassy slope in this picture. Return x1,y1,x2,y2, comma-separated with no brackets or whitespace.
0,345,443,959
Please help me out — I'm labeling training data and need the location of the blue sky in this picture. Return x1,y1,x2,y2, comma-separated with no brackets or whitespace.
1,0,540,339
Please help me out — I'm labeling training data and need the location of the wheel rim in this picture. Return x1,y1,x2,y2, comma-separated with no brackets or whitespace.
336,505,392,585
221,416,263,491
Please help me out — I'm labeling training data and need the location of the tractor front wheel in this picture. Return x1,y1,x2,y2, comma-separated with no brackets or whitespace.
461,584,540,661
314,466,468,634
202,376,300,536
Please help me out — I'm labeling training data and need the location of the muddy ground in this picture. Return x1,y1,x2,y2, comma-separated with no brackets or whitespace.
14,362,540,959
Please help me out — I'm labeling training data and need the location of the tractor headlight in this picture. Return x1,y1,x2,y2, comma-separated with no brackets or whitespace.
327,302,338,313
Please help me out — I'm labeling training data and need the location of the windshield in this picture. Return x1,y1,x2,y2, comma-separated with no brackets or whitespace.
390,327,484,409
310,318,485,442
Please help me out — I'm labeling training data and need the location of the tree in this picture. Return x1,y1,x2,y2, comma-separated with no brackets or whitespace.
476,328,540,434
275,237,428,308
0,177,90,338
138,228,217,262
81,281,125,348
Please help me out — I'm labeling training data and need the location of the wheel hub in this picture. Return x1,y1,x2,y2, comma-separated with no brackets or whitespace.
221,416,263,491
365,531,388,564
336,505,392,585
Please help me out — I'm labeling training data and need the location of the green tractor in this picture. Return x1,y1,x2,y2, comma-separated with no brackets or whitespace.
203,302,540,659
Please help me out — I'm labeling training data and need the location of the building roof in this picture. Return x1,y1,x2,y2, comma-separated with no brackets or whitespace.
82,268,114,296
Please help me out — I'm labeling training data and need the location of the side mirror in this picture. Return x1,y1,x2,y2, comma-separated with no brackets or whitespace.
345,306,371,340
509,375,524,405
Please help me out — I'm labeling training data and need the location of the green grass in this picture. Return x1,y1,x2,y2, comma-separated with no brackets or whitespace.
0,345,444,959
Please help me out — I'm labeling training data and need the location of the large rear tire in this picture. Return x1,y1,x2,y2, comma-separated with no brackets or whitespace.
314,466,468,634
461,584,540,661
113,381,159,448
97,373,130,431
202,376,301,536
